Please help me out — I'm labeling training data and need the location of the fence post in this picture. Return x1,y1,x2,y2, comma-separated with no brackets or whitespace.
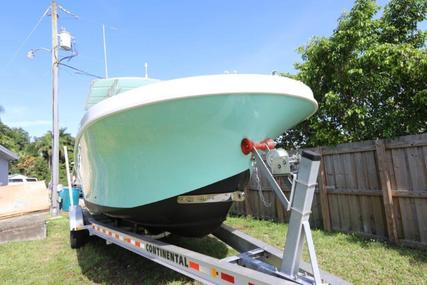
275,176,286,222
243,184,252,217
318,148,332,231
375,139,399,244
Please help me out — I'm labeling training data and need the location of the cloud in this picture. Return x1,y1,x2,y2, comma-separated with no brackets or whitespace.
4,120,51,127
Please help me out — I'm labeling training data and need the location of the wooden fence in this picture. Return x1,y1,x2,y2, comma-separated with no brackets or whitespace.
230,133,427,249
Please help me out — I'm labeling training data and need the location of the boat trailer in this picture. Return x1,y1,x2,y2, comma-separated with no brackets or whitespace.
68,140,349,285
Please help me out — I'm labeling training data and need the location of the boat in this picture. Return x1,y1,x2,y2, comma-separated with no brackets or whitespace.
75,74,317,237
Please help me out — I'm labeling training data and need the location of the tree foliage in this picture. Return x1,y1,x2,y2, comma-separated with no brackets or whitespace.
0,121,75,184
283,0,427,148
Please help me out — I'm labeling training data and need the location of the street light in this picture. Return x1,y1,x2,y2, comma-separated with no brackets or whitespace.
26,48,50,59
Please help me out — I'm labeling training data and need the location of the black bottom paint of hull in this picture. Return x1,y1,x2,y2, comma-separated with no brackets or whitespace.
85,170,250,237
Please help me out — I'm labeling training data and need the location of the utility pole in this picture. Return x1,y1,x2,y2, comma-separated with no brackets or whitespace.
51,0,60,216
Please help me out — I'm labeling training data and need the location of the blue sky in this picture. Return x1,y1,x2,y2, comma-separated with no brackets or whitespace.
0,0,390,138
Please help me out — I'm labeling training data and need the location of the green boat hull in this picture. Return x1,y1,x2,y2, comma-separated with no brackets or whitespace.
78,93,314,206
76,74,317,236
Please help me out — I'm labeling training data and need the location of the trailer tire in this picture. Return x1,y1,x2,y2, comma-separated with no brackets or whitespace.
70,230,88,249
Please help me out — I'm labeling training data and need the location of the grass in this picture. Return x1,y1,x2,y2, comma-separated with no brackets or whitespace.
0,215,426,284
226,216,427,285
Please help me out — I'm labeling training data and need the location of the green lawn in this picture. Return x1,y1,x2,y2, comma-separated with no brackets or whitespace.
0,215,426,284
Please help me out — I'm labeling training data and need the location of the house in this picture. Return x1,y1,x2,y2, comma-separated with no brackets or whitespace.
0,145,18,186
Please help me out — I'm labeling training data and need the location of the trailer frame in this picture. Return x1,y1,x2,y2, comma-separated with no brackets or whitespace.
69,149,349,285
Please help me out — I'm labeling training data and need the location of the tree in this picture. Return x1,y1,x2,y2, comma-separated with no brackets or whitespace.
0,122,16,150
1,121,75,184
33,128,75,184
285,0,427,148
11,154,50,182
0,122,31,154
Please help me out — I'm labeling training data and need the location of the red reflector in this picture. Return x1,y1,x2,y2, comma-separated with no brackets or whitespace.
135,241,141,247
125,237,131,243
108,232,112,236
189,261,199,271
221,272,235,283
248,282,255,285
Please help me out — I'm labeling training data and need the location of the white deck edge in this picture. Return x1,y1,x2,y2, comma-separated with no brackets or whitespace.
76,74,317,143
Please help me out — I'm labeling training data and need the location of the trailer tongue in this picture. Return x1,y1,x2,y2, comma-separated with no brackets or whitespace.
68,142,349,285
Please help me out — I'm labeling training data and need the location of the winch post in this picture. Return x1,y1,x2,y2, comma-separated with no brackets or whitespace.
245,137,323,284
251,148,290,209
280,151,321,283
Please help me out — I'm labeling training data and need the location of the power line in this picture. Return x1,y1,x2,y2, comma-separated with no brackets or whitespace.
59,63,103,79
58,5,79,19
3,6,50,70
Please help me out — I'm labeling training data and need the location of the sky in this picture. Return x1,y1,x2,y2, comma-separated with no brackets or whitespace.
0,0,391,138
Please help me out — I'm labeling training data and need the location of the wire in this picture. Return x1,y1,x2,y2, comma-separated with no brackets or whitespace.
59,63,103,79
58,5,79,19
3,6,50,70
252,162,272,208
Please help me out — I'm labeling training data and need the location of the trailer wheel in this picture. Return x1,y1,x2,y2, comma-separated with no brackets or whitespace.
70,230,88,249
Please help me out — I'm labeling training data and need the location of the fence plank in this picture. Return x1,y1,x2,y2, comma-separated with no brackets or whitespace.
399,197,419,241
365,151,379,190
334,154,346,189
393,198,404,239
423,146,427,179
375,140,399,243
275,194,285,222
311,193,322,228
318,149,332,231
371,196,385,236
385,147,397,191
353,152,367,189
406,147,427,192
329,194,341,230
415,199,427,243
244,185,252,217
348,195,361,232
392,148,410,190
360,195,373,234
324,155,336,188
338,195,351,232
343,153,357,188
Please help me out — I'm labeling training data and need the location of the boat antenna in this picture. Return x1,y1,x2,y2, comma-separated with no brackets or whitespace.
102,24,108,78
145,62,148,79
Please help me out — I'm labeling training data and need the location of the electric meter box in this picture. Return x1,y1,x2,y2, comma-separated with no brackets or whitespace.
266,148,291,176
59,30,72,51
